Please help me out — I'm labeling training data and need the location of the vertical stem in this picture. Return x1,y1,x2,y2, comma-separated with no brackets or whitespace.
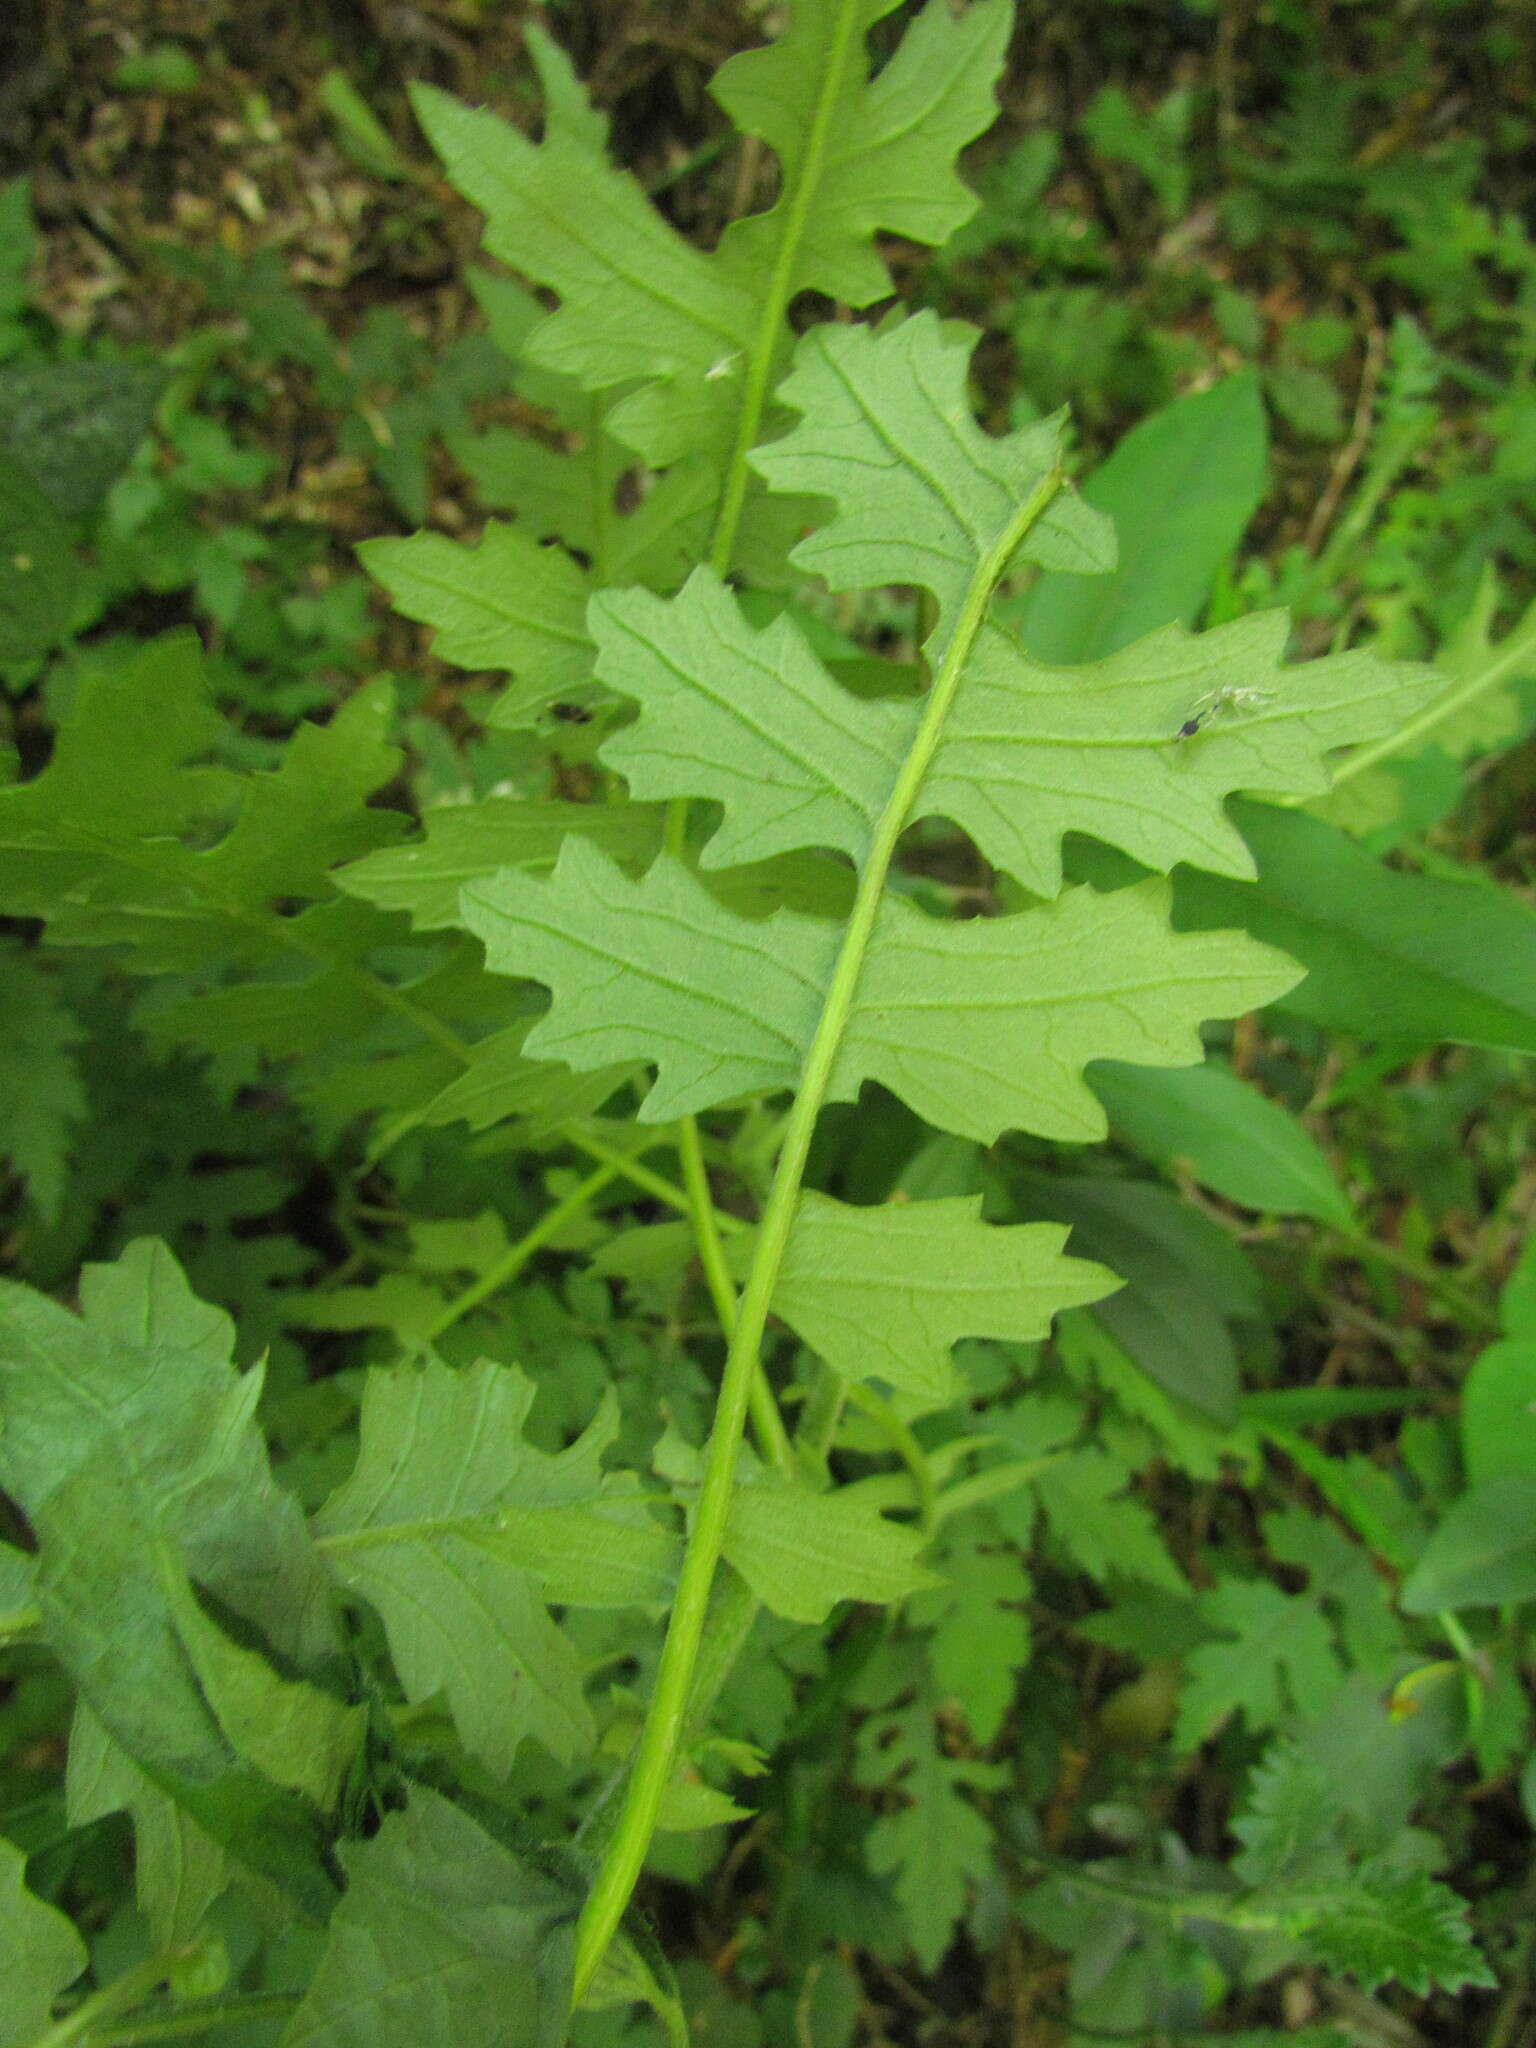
676,1117,797,1478
708,0,865,579
569,466,1066,2003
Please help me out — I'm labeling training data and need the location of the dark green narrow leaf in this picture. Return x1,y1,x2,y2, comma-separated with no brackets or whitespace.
1176,800,1536,1053
1090,1058,1353,1227
1006,369,1268,663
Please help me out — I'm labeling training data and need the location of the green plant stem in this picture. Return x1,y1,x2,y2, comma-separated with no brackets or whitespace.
568,462,1066,2005
416,1158,622,1343
91,1991,303,2045
560,1124,795,1476
1325,599,1536,793
561,1130,699,1218
843,1382,936,1536
1437,1607,1487,1733
707,0,863,578
1323,1226,1498,1333
676,1117,797,1479
29,1957,173,2048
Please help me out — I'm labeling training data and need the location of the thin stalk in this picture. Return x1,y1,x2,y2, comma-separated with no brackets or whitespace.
416,1159,622,1344
1437,1607,1487,1734
28,1957,172,2048
542,1122,793,1473
569,465,1066,2003
92,1991,302,2046
707,0,864,578
562,1129,717,1224
1324,602,1536,795
1322,1226,1499,1333
843,1383,936,1537
677,1118,797,1479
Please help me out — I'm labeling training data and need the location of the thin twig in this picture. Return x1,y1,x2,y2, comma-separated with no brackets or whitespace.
1304,304,1386,558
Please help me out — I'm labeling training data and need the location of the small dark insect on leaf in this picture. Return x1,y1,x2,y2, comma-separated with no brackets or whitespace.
1172,685,1274,742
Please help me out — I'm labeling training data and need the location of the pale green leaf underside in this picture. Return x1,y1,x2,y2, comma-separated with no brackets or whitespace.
724,1476,940,1622
772,1192,1117,1404
593,568,1440,894
750,314,1117,649
358,525,593,724
711,0,1011,307
413,5,1010,475
0,1836,86,2048
461,837,1298,1144
410,69,754,472
314,1358,678,1772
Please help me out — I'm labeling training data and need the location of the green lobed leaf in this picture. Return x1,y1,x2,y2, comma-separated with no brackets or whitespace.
1034,1447,1185,1592
0,1835,86,2048
413,4,1010,481
751,313,1116,651
723,1475,940,1623
764,1192,1117,1407
357,524,594,727
66,1698,228,1951
280,1787,579,2048
411,54,757,474
1230,1737,1341,1886
0,632,404,967
418,1023,638,1140
314,1358,679,1772
339,796,666,931
909,1520,1031,1745
853,1646,1002,1968
463,839,1297,1144
916,615,1436,895
1175,1577,1344,1746
1090,1057,1354,1227
592,411,1431,899
710,0,1010,307
1277,1865,1495,1997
